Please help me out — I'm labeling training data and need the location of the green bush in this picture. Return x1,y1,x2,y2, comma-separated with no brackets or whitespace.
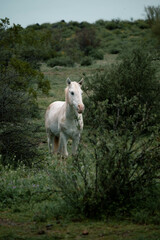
145,6,160,43
76,27,100,55
145,5,160,26
0,19,50,167
47,150,97,217
81,47,160,216
0,71,40,167
108,47,121,54
46,126,160,218
89,49,104,60
64,38,83,63
84,47,160,129
135,20,149,29
105,19,122,30
107,40,122,54
47,56,74,67
81,56,93,66
131,186,160,224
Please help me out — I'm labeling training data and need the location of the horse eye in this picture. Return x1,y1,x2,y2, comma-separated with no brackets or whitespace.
71,91,74,96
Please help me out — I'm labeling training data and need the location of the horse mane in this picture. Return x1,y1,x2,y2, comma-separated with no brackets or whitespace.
65,87,69,104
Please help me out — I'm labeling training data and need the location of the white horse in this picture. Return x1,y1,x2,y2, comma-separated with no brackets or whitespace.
45,78,84,157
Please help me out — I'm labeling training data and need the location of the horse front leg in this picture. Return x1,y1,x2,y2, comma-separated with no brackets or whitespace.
72,134,80,155
47,132,54,154
59,132,68,157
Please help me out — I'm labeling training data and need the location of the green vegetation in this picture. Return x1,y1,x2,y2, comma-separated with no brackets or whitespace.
0,18,50,167
0,5,160,239
82,47,160,218
47,56,74,67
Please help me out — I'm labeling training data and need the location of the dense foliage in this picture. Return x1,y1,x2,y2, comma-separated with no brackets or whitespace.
84,47,160,130
0,18,50,166
145,6,160,50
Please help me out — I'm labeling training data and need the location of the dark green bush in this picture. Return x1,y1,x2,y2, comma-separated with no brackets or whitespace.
89,49,104,60
131,185,160,224
135,20,149,29
0,77,40,167
107,40,122,54
81,56,93,66
145,5,160,26
84,47,160,129
82,47,160,216
145,6,160,43
76,27,100,55
64,38,83,63
48,125,160,218
0,19,50,167
47,56,74,67
105,19,122,30
108,47,121,54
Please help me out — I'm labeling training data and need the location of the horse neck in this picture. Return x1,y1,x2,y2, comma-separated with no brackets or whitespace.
65,88,78,120
65,102,78,120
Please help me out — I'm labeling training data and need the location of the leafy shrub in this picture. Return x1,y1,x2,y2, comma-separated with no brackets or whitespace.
64,38,83,63
84,47,160,129
105,19,122,30
131,186,160,224
47,126,160,218
81,56,93,66
47,56,74,67
108,47,121,54
47,150,96,217
0,19,50,167
107,40,122,54
151,21,160,43
0,72,40,167
145,6,160,43
135,20,149,29
89,49,104,60
76,27,100,55
145,5,160,26
80,47,160,217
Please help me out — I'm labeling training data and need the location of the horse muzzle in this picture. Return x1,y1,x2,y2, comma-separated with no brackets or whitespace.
78,104,84,114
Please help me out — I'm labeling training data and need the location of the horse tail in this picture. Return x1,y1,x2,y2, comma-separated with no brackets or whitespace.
54,136,59,153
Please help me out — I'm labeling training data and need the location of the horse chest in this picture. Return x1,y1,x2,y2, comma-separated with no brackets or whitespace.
60,118,80,138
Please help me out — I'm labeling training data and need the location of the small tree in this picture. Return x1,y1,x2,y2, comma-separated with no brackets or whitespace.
76,27,100,55
84,47,160,130
0,67,40,167
145,6,160,43
0,18,50,166
145,5,160,26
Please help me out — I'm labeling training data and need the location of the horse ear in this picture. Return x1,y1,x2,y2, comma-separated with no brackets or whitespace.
66,77,71,85
78,78,83,86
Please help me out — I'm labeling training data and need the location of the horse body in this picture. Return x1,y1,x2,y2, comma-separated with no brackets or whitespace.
45,78,84,156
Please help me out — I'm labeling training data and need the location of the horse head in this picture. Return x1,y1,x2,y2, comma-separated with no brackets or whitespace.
66,78,84,114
